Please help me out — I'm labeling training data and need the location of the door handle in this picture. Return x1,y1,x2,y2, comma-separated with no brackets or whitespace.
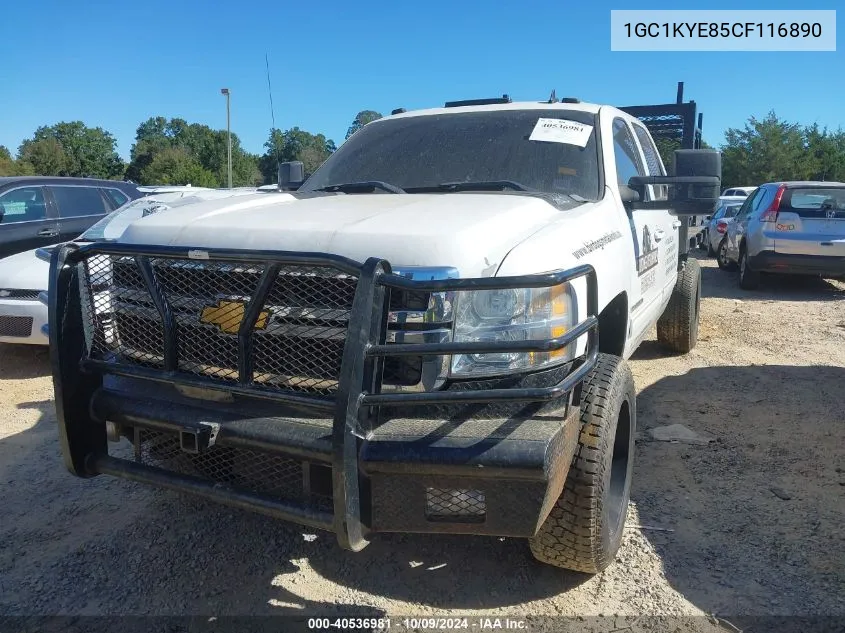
37,228,59,237
654,229,666,242
671,220,682,229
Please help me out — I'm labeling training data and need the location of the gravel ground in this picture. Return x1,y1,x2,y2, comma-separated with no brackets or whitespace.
1,254,843,629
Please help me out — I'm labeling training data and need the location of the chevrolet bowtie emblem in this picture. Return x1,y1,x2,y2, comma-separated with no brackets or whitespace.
200,300,269,335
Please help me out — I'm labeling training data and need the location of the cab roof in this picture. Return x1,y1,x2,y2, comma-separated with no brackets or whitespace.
381,100,614,123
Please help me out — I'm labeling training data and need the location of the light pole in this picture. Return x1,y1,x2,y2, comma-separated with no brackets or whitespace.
220,88,232,188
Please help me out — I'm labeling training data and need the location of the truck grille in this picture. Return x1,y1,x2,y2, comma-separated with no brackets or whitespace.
0,289,41,300
0,315,34,337
79,255,358,396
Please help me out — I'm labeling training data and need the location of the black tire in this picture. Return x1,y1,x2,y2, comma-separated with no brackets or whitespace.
738,246,761,290
716,238,736,271
656,257,701,354
529,354,636,574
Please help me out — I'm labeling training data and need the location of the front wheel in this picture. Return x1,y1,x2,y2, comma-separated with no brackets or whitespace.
528,354,636,574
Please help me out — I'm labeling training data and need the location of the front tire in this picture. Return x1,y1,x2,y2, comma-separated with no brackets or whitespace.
529,354,636,574
656,257,701,354
738,247,761,290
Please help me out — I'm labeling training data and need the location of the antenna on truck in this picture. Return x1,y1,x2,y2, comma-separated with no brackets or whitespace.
265,52,283,185
266,52,277,132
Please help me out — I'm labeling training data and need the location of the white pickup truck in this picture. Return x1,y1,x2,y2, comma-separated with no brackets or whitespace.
48,96,720,574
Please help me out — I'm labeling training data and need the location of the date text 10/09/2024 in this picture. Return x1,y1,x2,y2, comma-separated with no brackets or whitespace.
623,22,822,39
307,617,528,630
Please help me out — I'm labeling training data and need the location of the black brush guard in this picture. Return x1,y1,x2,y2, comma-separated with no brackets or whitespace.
49,242,599,552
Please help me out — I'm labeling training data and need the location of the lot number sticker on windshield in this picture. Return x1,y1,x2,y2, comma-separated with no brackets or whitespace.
529,118,593,147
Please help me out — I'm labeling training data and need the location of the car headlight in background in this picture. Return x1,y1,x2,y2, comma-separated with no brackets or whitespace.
450,283,576,378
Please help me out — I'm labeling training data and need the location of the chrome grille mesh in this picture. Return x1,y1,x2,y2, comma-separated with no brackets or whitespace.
79,254,358,395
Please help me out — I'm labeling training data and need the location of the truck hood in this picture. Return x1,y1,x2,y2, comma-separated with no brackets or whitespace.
0,248,49,291
119,192,570,275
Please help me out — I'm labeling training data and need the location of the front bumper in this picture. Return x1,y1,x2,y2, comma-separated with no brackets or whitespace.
0,298,48,345
748,250,845,277
49,243,599,551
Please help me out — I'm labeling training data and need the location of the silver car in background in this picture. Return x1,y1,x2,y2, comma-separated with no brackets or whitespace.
706,202,742,263
723,181,845,289
695,187,754,250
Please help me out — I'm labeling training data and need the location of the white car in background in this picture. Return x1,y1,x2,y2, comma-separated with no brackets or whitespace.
0,187,284,345
722,186,756,197
717,186,756,209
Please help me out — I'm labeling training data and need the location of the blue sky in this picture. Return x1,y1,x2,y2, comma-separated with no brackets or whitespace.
1,0,841,161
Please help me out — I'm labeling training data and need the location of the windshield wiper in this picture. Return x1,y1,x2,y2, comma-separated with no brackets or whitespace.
314,181,406,194
558,192,588,203
434,180,536,192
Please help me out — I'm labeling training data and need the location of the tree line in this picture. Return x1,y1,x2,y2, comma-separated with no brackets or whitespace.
0,110,382,187
2,109,843,190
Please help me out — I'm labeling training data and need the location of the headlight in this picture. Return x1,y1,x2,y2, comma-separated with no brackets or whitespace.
450,282,576,378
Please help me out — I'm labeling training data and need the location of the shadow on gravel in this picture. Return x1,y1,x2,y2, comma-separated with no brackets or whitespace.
629,340,666,361
2,349,842,617
297,532,590,609
0,393,60,476
0,344,51,380
632,364,845,617
0,415,586,615
693,249,845,303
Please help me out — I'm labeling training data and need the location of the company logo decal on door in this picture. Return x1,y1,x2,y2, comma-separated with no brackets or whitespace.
637,225,659,275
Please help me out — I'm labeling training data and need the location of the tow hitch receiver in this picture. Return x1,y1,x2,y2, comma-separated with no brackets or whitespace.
178,422,219,454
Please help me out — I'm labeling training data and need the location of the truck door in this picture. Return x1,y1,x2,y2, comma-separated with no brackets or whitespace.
610,118,666,330
630,122,681,299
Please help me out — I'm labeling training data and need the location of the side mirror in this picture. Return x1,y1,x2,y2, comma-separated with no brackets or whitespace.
669,149,722,215
628,149,721,216
278,161,306,191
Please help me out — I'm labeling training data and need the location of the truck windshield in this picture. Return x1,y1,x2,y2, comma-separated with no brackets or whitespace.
300,109,602,202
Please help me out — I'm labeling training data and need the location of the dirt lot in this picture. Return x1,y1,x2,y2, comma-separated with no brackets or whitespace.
1,254,843,628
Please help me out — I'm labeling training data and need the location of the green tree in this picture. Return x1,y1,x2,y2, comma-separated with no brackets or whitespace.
259,127,336,184
127,116,262,187
720,111,805,188
803,124,845,182
0,145,34,176
345,110,382,140
17,138,70,176
18,122,124,178
139,146,218,187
